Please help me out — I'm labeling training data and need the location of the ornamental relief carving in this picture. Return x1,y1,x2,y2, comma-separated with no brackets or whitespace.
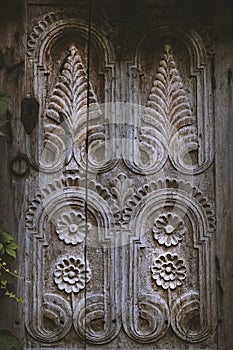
56,210,91,245
25,175,216,346
26,31,213,177
141,45,198,171
23,9,216,349
128,28,214,175
39,43,206,176
151,253,187,290
152,213,186,247
54,256,91,294
25,178,121,344
120,177,215,344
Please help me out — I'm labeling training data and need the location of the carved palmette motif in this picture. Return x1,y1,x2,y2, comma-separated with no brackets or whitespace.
24,10,216,349
140,45,198,173
126,44,213,175
34,44,213,176
39,45,106,173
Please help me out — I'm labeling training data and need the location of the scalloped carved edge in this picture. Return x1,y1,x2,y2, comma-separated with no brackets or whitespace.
27,7,114,61
73,293,121,344
171,291,213,342
25,292,73,343
25,179,63,229
27,9,89,57
25,177,118,230
122,178,215,232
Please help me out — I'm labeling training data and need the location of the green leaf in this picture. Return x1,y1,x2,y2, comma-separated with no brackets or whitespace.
5,290,16,298
16,297,24,303
0,280,7,288
6,242,18,250
5,247,16,258
0,230,13,244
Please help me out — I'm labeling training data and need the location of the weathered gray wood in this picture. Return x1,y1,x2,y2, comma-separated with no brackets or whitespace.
215,31,233,350
0,0,27,340
0,1,232,349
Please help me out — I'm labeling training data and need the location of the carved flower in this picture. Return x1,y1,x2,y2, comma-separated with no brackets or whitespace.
151,253,186,290
56,211,91,245
152,213,186,246
54,256,91,293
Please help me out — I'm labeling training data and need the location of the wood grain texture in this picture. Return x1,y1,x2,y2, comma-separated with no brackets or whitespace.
0,1,232,349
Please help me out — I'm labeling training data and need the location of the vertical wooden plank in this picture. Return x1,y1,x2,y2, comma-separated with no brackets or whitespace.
0,1,27,341
215,30,233,350
0,1,232,349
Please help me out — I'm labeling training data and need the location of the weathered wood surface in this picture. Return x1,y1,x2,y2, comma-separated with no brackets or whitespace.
0,1,232,349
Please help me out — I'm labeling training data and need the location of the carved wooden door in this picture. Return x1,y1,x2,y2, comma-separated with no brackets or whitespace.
18,1,217,349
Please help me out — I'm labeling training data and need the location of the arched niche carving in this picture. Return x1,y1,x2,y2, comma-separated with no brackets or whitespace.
25,9,116,174
121,178,216,344
25,178,121,344
27,9,114,103
127,26,214,175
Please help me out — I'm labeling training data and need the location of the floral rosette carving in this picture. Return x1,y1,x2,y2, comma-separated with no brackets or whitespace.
56,210,91,245
151,253,186,290
54,256,91,294
152,213,186,247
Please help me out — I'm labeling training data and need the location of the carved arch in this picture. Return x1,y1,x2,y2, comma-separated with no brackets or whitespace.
134,26,209,73
122,179,216,343
26,9,117,174
26,9,114,102
27,9,115,65
127,26,213,175
25,178,120,343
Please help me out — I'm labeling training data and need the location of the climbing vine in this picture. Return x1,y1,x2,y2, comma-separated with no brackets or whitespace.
0,91,23,302
0,48,24,348
0,224,23,302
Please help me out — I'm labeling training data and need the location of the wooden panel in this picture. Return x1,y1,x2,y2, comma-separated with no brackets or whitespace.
0,1,232,349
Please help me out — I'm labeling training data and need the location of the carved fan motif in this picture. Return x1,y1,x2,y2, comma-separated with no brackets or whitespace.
47,45,102,131
142,45,198,170
24,8,216,347
40,45,105,171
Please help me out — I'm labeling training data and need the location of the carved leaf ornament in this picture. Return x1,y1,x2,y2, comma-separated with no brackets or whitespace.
47,45,101,130
41,45,103,171
141,45,198,172
39,44,199,175
24,10,215,346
